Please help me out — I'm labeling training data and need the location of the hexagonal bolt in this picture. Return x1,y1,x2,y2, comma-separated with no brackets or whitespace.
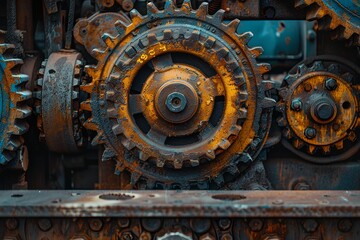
218,218,231,230
248,219,263,232
338,219,352,232
89,218,103,232
325,78,337,91
5,218,18,230
291,99,302,111
304,127,316,139
38,219,52,232
121,232,134,240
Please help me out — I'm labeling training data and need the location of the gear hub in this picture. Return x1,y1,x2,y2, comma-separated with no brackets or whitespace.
277,57,360,161
80,0,275,189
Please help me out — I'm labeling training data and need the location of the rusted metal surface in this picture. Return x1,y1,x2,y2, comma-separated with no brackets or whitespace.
0,190,360,217
35,51,84,153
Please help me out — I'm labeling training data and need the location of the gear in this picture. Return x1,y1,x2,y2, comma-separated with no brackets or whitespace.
0,44,31,164
34,51,84,153
295,0,360,45
277,56,360,161
81,0,275,189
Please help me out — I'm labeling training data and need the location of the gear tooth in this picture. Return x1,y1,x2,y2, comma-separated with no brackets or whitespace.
80,99,92,111
121,139,136,150
261,97,276,109
114,161,125,175
0,43,14,54
105,90,116,102
213,174,224,187
322,145,331,154
216,47,229,58
238,90,248,101
114,20,129,35
173,159,183,169
219,138,231,150
196,2,209,17
329,19,341,30
80,82,95,94
33,91,42,100
293,139,304,149
73,78,80,87
112,124,123,135
226,165,240,175
328,64,340,74
102,147,117,161
146,2,159,15
37,78,43,86
205,149,216,159
130,172,141,185
189,159,199,167
297,64,307,75
257,63,271,75
164,0,176,11
306,5,325,20
204,36,216,49
312,61,324,71
239,32,253,44
83,118,98,131
91,48,107,59
101,33,118,50
181,0,192,10
6,59,23,70
5,139,21,151
238,153,252,163
11,122,28,135
225,19,240,32
72,91,79,100
156,159,165,168
129,9,143,21
229,125,241,135
84,65,97,77
0,151,13,164
250,47,264,58
139,151,150,161
15,107,31,119
91,132,106,145
341,72,354,83
212,9,225,23
14,90,32,101
307,145,317,154
12,74,29,85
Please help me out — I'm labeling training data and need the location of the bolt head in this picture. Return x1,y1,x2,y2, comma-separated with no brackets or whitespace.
325,78,337,91
304,127,316,139
303,219,318,233
291,99,302,111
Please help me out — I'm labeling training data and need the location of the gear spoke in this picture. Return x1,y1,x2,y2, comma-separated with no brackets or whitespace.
129,94,144,114
147,127,167,144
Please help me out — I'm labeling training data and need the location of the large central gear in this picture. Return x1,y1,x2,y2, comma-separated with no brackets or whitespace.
0,44,31,165
295,0,360,45
81,0,275,189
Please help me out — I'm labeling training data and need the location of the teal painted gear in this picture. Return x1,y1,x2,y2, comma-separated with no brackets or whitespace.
0,44,31,165
295,0,360,45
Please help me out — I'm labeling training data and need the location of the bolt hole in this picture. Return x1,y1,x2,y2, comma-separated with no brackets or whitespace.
172,97,181,106
48,69,56,74
149,194,155,198
81,29,87,34
11,194,23,198
342,101,351,109
212,194,246,201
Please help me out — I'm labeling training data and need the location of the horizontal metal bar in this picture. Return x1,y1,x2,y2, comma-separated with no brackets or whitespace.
0,190,360,218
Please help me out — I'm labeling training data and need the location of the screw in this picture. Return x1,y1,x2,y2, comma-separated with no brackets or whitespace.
121,232,134,240
248,219,263,232
89,218,103,232
218,218,231,230
304,127,316,139
291,99,302,111
38,219,52,232
293,181,310,190
302,219,318,233
325,78,337,91
338,219,352,232
5,218,18,230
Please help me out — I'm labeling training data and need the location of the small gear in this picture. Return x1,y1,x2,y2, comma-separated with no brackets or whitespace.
34,51,84,153
295,0,360,45
0,44,31,164
80,0,275,189
277,56,360,161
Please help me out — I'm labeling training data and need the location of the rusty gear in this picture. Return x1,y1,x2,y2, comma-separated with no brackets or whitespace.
295,0,360,45
0,44,31,164
34,51,84,153
277,57,360,161
81,0,275,189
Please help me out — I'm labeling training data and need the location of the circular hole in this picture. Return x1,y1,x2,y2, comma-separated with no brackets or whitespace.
172,97,181,106
48,69,56,74
11,194,23,198
71,192,81,196
342,101,351,109
99,193,135,201
81,29,87,34
149,194,155,198
212,194,246,201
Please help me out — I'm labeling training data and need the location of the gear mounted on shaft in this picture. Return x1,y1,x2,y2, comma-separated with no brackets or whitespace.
80,0,275,189
0,44,31,165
